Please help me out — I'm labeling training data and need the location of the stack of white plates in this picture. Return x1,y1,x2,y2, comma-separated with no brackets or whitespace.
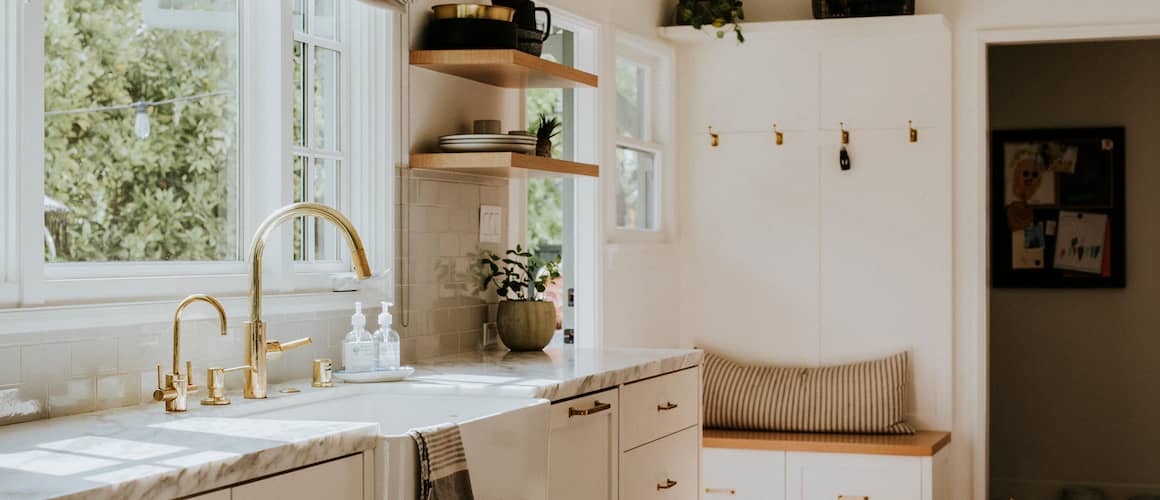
439,133,537,154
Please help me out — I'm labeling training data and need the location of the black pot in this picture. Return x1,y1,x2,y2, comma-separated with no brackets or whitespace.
493,0,551,39
425,18,518,50
518,28,544,56
813,0,915,18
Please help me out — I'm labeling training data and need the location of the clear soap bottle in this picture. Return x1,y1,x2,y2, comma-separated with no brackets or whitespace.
342,302,374,373
375,301,401,370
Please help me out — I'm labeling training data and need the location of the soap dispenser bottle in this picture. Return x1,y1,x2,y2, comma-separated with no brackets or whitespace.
375,301,401,370
342,302,374,373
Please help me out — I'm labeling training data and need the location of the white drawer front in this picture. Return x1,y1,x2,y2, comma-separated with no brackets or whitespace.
621,367,700,450
787,452,923,500
620,426,700,500
703,448,786,500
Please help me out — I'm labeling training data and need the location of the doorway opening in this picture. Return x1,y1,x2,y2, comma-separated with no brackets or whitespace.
985,38,1160,500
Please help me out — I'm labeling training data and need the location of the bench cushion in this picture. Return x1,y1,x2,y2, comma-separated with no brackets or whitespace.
703,351,915,434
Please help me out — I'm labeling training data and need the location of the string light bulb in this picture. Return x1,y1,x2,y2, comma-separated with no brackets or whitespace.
133,103,151,140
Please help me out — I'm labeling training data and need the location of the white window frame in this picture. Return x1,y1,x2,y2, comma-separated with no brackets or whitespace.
607,32,677,244
1,0,396,325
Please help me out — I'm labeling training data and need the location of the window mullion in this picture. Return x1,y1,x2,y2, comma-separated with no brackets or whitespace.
17,0,46,306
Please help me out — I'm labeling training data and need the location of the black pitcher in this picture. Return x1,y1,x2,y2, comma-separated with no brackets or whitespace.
493,0,551,40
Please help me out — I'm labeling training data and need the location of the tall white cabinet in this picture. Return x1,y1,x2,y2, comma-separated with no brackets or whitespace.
667,15,953,431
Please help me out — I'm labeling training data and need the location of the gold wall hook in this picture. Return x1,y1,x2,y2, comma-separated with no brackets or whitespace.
773,124,784,146
840,122,850,145
708,126,719,147
909,120,919,143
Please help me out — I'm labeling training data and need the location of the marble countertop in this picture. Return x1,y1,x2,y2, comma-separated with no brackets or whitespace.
405,345,704,401
0,346,702,499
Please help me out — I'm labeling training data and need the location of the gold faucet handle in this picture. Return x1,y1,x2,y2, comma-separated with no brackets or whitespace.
266,337,312,359
185,360,200,394
152,365,182,402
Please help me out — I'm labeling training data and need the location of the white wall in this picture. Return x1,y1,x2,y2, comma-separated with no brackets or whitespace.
988,40,1160,499
731,1,1160,498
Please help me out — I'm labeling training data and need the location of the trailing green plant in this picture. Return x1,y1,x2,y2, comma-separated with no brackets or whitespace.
676,0,746,43
479,245,561,302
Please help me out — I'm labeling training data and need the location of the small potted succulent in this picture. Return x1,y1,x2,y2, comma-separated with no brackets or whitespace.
675,0,745,42
533,113,561,158
480,245,561,351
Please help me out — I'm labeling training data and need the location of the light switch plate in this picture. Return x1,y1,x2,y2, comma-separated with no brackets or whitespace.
479,205,503,243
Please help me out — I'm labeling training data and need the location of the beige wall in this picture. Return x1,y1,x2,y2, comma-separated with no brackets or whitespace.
987,40,1160,498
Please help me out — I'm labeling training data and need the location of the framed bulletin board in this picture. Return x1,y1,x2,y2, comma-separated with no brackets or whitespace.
990,127,1126,288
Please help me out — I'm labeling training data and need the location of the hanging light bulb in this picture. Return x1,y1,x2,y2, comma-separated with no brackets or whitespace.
133,103,151,140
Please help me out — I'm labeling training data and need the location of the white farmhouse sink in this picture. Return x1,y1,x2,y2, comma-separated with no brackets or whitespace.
245,390,550,500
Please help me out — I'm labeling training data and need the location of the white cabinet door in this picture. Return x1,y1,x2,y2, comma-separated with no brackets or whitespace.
233,454,364,500
817,128,951,426
786,452,923,500
818,31,950,129
702,448,786,500
619,426,699,500
620,368,700,451
549,388,619,500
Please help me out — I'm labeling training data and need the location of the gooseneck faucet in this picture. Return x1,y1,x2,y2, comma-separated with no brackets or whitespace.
154,294,228,412
245,203,373,399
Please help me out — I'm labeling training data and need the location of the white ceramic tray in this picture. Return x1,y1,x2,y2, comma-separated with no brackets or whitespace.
333,366,415,383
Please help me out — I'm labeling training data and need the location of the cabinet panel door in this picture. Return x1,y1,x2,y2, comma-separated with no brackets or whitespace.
233,454,363,500
679,42,819,134
819,32,950,129
685,133,821,367
549,388,618,500
703,448,786,500
787,452,923,500
817,128,951,427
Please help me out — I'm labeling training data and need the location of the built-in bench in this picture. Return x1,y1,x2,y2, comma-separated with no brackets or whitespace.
701,429,953,499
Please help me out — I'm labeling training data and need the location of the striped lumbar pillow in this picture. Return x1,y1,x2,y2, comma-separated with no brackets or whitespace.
703,351,915,434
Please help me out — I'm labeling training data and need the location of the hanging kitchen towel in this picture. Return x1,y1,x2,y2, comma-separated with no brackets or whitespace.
409,423,475,500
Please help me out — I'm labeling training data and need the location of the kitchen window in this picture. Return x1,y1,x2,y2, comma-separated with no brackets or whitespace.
612,38,673,238
1,0,396,312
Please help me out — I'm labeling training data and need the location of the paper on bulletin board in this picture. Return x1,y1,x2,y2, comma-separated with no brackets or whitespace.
1011,224,1046,270
1054,211,1108,274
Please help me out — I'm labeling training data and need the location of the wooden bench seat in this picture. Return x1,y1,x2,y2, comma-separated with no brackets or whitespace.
703,429,952,457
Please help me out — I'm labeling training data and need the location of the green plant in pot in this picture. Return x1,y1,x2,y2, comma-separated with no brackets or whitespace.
533,113,561,158
675,0,745,42
480,245,561,351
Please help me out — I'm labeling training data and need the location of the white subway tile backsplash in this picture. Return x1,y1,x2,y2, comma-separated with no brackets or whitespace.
71,339,118,377
438,233,460,257
48,378,96,417
21,344,70,384
0,347,21,386
96,373,140,411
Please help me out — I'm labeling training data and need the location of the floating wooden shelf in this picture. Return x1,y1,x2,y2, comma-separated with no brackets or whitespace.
410,152,599,178
410,49,598,89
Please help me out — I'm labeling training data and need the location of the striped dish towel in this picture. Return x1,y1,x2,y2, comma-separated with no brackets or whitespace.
408,423,475,500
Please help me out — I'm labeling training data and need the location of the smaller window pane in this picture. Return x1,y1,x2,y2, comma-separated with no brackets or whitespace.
293,42,305,148
292,155,306,261
616,147,658,231
310,158,339,261
312,47,340,151
615,58,648,140
312,0,338,40
293,0,305,33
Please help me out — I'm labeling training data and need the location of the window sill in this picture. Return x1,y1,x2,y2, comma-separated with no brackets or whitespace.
0,288,382,338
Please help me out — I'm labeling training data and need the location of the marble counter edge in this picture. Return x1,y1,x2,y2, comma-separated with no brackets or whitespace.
533,350,704,401
55,423,380,500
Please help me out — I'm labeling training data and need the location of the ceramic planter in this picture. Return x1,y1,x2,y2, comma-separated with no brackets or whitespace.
496,300,556,351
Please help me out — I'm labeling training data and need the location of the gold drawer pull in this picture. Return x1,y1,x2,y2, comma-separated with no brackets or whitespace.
569,400,611,417
838,496,868,500
657,401,679,411
657,479,678,491
705,487,736,495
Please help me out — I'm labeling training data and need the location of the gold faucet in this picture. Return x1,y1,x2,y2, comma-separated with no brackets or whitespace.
154,294,228,412
244,203,373,399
